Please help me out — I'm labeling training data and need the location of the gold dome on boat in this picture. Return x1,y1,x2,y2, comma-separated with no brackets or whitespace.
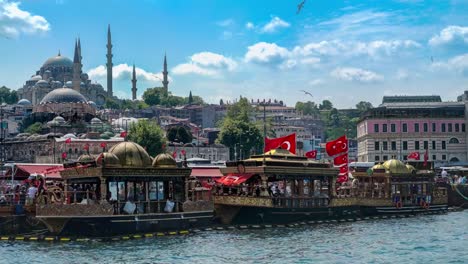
383,159,410,174
372,163,386,172
77,154,95,163
95,152,121,167
153,153,177,168
109,141,152,167
406,164,416,173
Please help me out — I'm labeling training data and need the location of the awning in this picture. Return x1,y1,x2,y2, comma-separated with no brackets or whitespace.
191,167,223,178
216,173,254,186
4,164,64,180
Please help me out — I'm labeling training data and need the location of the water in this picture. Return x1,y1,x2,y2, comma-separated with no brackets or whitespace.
0,211,466,264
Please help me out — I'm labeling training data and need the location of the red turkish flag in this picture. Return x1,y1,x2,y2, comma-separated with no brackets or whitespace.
61,152,67,159
264,133,296,154
333,153,348,166
65,138,72,144
100,142,107,148
325,135,348,156
305,150,317,159
337,173,348,183
408,152,420,160
120,131,128,138
172,151,177,158
83,143,89,151
181,149,186,156
339,165,349,174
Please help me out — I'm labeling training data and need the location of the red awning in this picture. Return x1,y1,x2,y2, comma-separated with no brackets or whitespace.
216,174,254,186
190,167,223,178
4,164,64,180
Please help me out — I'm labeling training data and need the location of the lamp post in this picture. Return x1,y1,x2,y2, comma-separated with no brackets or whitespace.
0,103,6,167
4,163,16,188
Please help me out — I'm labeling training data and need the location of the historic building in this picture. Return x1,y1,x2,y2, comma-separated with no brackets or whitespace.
357,95,467,166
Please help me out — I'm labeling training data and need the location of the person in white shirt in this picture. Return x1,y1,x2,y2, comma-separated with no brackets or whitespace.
26,185,38,205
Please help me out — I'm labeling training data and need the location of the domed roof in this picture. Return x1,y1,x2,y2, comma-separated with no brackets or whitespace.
30,75,42,81
406,164,416,173
88,101,97,108
53,116,66,123
372,163,386,171
90,117,102,124
109,141,152,167
383,159,410,174
17,99,32,106
65,81,72,88
96,152,121,167
77,154,95,163
152,153,177,168
63,133,77,139
39,88,88,104
42,54,73,68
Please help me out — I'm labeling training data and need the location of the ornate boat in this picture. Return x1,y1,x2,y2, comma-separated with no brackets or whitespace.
213,149,359,225
36,142,214,237
352,159,448,215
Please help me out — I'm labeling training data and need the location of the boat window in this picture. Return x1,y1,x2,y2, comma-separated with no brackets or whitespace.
127,182,135,201
303,179,310,195
109,182,118,201
118,181,126,201
157,182,165,200
149,181,158,200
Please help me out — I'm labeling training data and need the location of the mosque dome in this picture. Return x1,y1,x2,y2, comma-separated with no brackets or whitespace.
65,81,73,88
383,159,410,174
39,88,88,104
42,54,73,68
17,99,32,106
152,153,177,168
88,101,97,108
109,141,152,167
36,80,49,87
63,133,77,139
95,152,121,167
90,117,102,124
30,75,42,81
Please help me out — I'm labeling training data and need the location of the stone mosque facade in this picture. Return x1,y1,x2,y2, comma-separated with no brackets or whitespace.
17,39,108,106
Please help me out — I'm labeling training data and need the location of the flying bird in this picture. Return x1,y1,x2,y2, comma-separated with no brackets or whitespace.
297,0,306,14
300,90,313,97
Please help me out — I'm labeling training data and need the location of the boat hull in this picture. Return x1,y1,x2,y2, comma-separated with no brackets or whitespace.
37,211,214,236
360,204,448,216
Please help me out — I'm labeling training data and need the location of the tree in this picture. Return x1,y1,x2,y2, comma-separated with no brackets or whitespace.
127,120,165,156
142,87,163,106
319,100,333,110
188,91,193,104
105,98,120,109
166,126,193,143
295,101,319,115
25,122,42,134
356,101,373,113
217,97,262,160
0,86,18,104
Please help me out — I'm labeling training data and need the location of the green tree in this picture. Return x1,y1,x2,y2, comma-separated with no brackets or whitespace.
356,101,373,113
0,86,18,104
25,122,42,134
217,97,262,159
127,120,165,156
319,100,333,110
166,126,193,143
105,98,120,109
295,101,319,115
142,87,163,106
188,91,193,104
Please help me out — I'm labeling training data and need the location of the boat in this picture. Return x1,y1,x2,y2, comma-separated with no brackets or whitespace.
213,149,360,225
352,160,448,215
35,141,214,237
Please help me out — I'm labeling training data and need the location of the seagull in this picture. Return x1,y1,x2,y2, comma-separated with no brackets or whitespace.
300,90,313,97
297,0,306,14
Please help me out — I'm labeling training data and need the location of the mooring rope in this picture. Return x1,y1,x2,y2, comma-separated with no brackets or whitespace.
452,184,468,201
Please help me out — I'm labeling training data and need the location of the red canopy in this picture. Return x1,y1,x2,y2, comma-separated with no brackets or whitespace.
216,174,254,186
191,167,223,178
4,164,64,180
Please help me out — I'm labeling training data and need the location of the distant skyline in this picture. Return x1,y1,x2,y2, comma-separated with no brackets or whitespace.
0,0,467,108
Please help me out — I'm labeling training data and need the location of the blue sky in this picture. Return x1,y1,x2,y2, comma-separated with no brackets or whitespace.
0,0,468,108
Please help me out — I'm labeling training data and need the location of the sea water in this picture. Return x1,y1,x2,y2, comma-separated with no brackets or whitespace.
0,211,466,264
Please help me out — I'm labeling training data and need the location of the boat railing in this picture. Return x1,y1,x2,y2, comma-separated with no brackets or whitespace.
110,200,184,215
272,197,330,208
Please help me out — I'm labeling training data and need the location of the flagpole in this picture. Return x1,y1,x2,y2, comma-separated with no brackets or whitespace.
262,103,266,166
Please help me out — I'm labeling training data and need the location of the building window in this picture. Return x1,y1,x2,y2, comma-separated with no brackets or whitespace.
391,124,396,132
403,155,408,160
442,141,446,149
391,141,396,150
402,123,408,132
383,141,388,150
432,123,436,132
442,154,446,160
403,141,408,150
432,140,436,150
383,155,388,161
415,141,420,150
455,123,460,132
424,141,428,150
374,141,380,151
414,123,419,132
463,124,466,132
375,155,380,161
442,123,446,132
449,138,460,144
432,155,436,160
448,123,453,132
374,124,379,133
383,124,388,132
423,123,428,132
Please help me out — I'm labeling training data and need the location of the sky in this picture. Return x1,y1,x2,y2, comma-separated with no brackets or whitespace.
0,0,467,108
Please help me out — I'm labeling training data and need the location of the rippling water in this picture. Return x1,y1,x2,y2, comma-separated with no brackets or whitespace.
0,211,466,264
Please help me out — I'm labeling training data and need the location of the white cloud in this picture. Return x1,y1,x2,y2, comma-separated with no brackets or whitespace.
244,42,290,65
395,69,410,80
246,22,254,30
261,16,290,33
331,67,384,82
216,18,234,27
300,57,321,65
172,52,237,77
87,64,167,83
309,79,324,86
0,0,50,38
429,25,468,47
432,53,468,76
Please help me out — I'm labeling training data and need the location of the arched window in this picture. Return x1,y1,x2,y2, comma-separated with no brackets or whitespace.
449,138,460,144
450,157,459,162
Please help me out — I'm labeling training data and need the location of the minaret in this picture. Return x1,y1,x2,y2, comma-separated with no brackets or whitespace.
131,64,137,100
72,40,81,92
162,53,169,95
106,24,113,97
77,37,82,68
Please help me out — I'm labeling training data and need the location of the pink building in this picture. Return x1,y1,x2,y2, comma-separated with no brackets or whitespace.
357,96,467,165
